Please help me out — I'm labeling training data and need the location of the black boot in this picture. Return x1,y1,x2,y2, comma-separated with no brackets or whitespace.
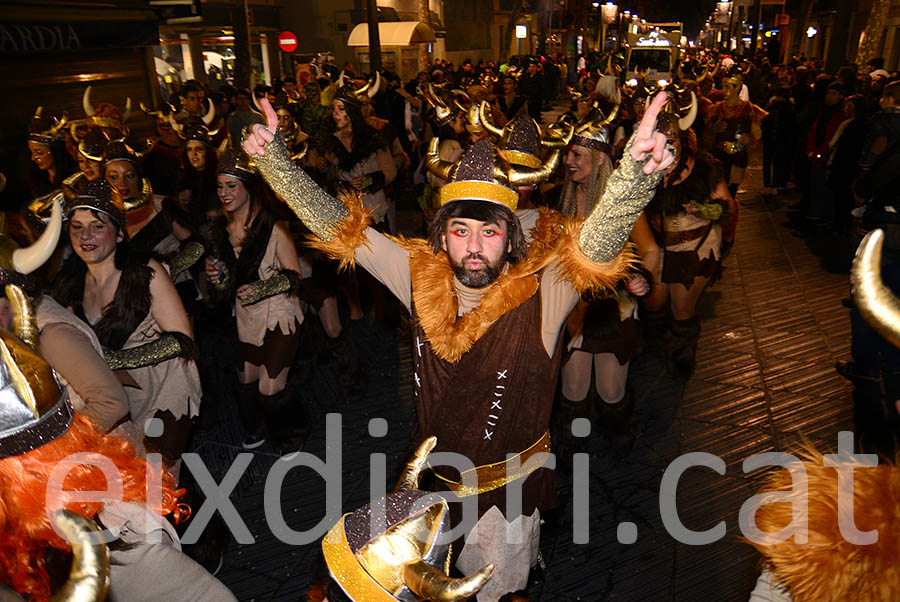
550,391,591,468
641,307,669,355
852,377,889,455
667,316,701,378
328,329,366,399
236,381,266,449
260,385,311,456
596,387,636,456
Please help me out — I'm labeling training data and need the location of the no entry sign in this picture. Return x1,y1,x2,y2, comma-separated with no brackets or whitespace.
278,30,298,53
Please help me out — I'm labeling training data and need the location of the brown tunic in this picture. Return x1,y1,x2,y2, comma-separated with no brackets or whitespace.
412,290,561,518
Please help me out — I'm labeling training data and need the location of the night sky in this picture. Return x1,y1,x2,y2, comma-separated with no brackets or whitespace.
618,0,718,39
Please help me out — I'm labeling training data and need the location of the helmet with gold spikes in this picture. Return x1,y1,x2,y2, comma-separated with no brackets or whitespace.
82,85,132,132
335,70,382,108
652,91,698,138
322,437,494,602
569,103,619,155
28,107,68,145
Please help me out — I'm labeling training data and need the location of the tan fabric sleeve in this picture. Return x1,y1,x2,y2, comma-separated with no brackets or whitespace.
354,227,413,311
41,323,128,431
539,262,581,358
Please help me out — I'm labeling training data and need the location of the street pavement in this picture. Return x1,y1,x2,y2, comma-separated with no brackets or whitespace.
186,125,855,600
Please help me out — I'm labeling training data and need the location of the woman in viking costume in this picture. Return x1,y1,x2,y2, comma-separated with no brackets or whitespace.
25,107,76,199
424,84,469,197
176,116,221,231
552,109,659,455
203,150,306,452
643,92,733,378
0,284,235,602
49,180,201,470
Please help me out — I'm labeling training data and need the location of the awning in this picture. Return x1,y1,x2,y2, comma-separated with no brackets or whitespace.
347,21,436,47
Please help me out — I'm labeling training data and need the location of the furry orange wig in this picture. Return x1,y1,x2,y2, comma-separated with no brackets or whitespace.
0,413,185,601
747,446,900,602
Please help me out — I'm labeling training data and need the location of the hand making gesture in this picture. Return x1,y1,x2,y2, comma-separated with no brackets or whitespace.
629,91,676,175
242,97,279,157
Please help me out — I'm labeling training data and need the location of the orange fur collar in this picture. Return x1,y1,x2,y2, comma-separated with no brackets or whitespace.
393,208,635,363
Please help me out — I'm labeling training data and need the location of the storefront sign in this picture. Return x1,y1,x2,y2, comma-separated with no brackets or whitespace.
0,21,159,53
277,30,298,53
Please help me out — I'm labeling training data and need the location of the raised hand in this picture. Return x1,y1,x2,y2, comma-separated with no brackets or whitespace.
242,97,278,157
629,91,676,175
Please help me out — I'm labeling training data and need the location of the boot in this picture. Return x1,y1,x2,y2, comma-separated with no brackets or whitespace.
852,378,889,455
596,387,636,456
641,307,669,355
236,381,266,449
328,329,366,399
260,384,312,456
550,391,591,468
667,316,701,378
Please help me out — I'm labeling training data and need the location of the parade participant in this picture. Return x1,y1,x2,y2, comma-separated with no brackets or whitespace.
272,93,310,162
103,141,192,258
50,180,201,469
227,88,265,149
244,92,675,602
553,112,657,455
81,85,131,141
644,93,732,378
494,74,528,124
424,86,469,194
0,286,235,601
705,71,765,244
311,438,495,602
176,116,221,229
141,101,190,198
25,107,75,199
203,150,306,451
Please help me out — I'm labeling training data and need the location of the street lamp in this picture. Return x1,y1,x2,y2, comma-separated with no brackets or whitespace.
600,2,618,53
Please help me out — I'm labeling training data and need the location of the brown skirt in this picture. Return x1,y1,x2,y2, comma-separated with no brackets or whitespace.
661,248,722,288
235,320,301,379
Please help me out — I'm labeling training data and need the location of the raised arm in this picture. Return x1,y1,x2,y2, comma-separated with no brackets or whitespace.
579,92,675,263
242,98,349,240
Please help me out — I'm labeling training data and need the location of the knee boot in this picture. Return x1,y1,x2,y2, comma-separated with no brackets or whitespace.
328,329,366,399
236,381,266,449
596,386,636,456
667,316,701,378
550,390,591,468
641,307,669,355
260,384,311,455
852,378,889,455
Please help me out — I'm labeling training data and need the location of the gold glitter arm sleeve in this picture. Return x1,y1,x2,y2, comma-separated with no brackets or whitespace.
104,332,198,370
251,130,348,240
578,134,665,263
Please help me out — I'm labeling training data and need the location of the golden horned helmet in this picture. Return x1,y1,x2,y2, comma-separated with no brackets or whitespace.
82,86,131,131
28,107,68,145
322,437,494,601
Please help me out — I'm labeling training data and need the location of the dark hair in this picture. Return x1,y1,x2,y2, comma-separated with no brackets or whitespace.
845,94,868,122
283,76,297,85
428,200,527,264
885,80,900,105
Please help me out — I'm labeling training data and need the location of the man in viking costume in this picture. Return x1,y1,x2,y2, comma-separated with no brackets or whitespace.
244,93,675,601
0,284,235,601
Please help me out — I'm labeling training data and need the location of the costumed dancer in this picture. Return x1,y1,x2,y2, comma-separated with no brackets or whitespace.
244,93,675,602
0,284,235,602
704,70,766,245
552,109,658,456
49,180,201,470
644,92,732,378
203,150,307,452
175,116,222,231
25,107,75,199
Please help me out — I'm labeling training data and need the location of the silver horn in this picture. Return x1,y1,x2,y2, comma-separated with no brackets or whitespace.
121,97,132,124
12,195,62,275
83,86,95,117
368,71,381,98
678,91,698,131
202,98,216,124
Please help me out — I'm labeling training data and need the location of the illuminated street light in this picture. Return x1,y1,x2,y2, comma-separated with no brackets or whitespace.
806,26,818,38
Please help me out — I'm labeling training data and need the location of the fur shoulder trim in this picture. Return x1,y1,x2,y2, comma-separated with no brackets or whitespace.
747,446,900,602
305,189,374,271
540,208,638,295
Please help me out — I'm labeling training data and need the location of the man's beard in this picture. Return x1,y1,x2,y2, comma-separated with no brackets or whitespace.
450,251,506,288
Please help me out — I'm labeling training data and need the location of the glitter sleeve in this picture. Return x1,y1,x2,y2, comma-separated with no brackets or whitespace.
578,134,665,263
104,332,197,370
251,130,349,240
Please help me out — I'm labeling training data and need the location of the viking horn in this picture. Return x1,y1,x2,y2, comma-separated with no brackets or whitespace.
598,103,620,127
428,83,448,108
7,284,39,351
403,560,494,602
291,139,310,163
425,137,458,181
337,70,346,88
395,436,437,491
368,71,381,98
52,114,69,135
252,92,264,114
13,196,61,275
852,229,900,348
478,101,504,137
606,54,615,76
697,65,710,83
122,97,132,124
507,148,562,187
140,101,157,117
168,113,184,134
678,91,698,131
34,106,43,119
540,122,574,149
83,86,95,117
49,509,111,602
202,98,216,125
